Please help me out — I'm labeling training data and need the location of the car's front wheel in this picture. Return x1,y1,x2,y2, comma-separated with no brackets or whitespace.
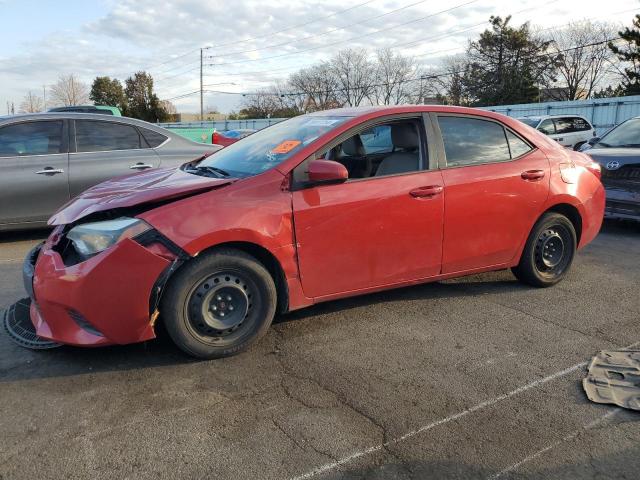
512,212,577,288
161,248,277,359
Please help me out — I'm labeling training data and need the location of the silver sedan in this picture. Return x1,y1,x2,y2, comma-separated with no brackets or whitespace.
0,113,221,231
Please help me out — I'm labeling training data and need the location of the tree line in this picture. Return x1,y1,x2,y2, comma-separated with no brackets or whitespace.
233,14,640,119
19,71,174,122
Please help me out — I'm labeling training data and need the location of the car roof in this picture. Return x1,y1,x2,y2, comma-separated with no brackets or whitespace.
518,114,590,121
0,112,172,134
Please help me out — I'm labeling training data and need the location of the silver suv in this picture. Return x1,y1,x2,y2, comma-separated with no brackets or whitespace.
0,113,220,231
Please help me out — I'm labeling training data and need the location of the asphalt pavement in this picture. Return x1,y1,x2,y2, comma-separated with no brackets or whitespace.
1,220,639,480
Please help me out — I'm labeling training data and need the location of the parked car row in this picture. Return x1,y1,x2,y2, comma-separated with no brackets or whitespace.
0,113,220,230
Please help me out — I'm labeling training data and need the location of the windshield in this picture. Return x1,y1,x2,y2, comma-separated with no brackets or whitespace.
518,118,540,128
597,118,640,148
197,115,350,177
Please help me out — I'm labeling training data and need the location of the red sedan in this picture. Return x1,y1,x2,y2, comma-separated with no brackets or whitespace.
10,106,605,359
212,128,256,147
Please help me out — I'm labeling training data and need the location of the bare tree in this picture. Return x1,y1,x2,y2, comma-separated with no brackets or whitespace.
547,21,618,100
19,91,44,113
288,64,341,112
160,100,178,115
430,55,470,106
329,48,376,107
370,49,418,105
50,74,90,106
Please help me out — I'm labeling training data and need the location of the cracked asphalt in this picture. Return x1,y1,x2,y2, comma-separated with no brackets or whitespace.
1,220,639,480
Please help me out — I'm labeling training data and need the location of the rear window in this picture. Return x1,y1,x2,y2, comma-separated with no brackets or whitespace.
75,120,142,152
0,121,63,156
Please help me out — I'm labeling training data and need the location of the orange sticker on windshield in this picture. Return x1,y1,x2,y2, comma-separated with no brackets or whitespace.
271,140,301,154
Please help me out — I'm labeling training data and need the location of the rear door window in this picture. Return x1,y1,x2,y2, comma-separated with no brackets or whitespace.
554,118,575,135
538,119,555,135
75,120,142,152
438,116,511,167
0,121,63,156
572,117,591,132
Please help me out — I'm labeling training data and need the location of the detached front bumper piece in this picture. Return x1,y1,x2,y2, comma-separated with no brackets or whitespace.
3,298,61,349
27,235,171,347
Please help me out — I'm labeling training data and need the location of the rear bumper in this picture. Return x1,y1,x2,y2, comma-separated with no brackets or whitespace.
27,235,170,347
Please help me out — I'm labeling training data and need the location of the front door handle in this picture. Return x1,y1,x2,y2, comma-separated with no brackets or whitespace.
129,163,154,170
521,170,545,181
409,185,443,198
35,167,64,175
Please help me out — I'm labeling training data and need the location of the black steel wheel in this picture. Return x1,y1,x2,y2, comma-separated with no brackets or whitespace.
161,248,277,359
512,212,577,287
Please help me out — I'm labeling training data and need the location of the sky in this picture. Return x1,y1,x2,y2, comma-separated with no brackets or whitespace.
0,0,638,114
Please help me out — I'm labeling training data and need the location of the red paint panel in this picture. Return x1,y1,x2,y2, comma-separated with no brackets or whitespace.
292,171,444,298
440,151,550,273
32,238,169,346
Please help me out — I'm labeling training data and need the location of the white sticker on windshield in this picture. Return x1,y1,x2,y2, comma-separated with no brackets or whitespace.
305,119,341,127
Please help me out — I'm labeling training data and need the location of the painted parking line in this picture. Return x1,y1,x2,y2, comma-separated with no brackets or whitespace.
488,409,619,479
0,259,22,264
289,342,639,480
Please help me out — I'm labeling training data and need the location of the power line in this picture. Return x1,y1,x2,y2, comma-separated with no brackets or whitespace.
201,0,378,51
204,0,480,67
206,0,431,59
162,36,625,101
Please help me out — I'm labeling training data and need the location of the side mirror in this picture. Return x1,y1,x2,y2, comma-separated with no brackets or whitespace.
588,136,600,146
307,160,348,185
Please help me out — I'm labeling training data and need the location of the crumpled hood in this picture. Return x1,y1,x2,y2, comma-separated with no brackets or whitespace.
49,167,234,226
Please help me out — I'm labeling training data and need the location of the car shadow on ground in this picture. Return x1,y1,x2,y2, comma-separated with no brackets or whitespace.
0,218,637,382
0,273,526,383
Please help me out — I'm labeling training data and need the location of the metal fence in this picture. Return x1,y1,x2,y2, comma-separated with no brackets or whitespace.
480,95,640,131
158,117,287,131
159,95,640,138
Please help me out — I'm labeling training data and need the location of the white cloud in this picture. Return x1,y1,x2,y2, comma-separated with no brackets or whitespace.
0,0,637,114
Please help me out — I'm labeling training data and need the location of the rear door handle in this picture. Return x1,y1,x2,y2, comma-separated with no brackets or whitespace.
409,185,443,198
35,168,64,175
129,163,153,170
521,170,545,181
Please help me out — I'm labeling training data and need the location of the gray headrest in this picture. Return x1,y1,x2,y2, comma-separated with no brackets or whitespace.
391,124,418,149
342,135,365,156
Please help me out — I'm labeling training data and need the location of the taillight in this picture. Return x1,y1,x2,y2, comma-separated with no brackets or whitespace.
585,161,601,180
212,132,219,144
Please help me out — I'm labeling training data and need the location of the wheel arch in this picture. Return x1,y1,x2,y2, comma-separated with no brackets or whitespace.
192,241,289,314
544,203,583,245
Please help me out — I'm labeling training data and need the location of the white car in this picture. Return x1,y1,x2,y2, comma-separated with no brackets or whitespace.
518,115,596,150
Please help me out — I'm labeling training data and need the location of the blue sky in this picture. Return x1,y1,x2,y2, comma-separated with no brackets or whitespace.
1,0,638,114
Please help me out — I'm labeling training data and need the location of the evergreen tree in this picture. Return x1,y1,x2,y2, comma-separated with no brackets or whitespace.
462,16,558,106
90,76,127,113
609,14,640,95
124,72,168,122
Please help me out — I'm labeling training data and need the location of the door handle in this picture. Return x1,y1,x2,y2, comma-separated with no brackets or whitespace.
35,168,64,175
129,163,153,170
409,185,443,198
521,170,545,181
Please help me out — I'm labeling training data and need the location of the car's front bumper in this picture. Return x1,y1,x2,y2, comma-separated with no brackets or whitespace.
26,231,171,347
603,184,640,221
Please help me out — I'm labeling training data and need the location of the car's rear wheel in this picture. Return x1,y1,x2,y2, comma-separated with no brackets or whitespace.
161,248,277,359
512,212,577,287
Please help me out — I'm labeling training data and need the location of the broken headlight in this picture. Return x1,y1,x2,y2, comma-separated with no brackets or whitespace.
66,217,151,257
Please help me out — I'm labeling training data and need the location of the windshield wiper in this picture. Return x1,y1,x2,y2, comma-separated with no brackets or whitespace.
616,144,640,148
595,141,611,148
194,165,231,177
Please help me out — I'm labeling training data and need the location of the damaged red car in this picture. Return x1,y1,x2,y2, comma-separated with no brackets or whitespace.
7,106,605,359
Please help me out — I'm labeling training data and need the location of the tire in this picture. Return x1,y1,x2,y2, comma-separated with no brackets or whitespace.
512,212,577,288
161,248,277,359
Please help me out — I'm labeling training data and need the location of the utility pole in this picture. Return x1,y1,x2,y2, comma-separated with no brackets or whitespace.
200,48,204,121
